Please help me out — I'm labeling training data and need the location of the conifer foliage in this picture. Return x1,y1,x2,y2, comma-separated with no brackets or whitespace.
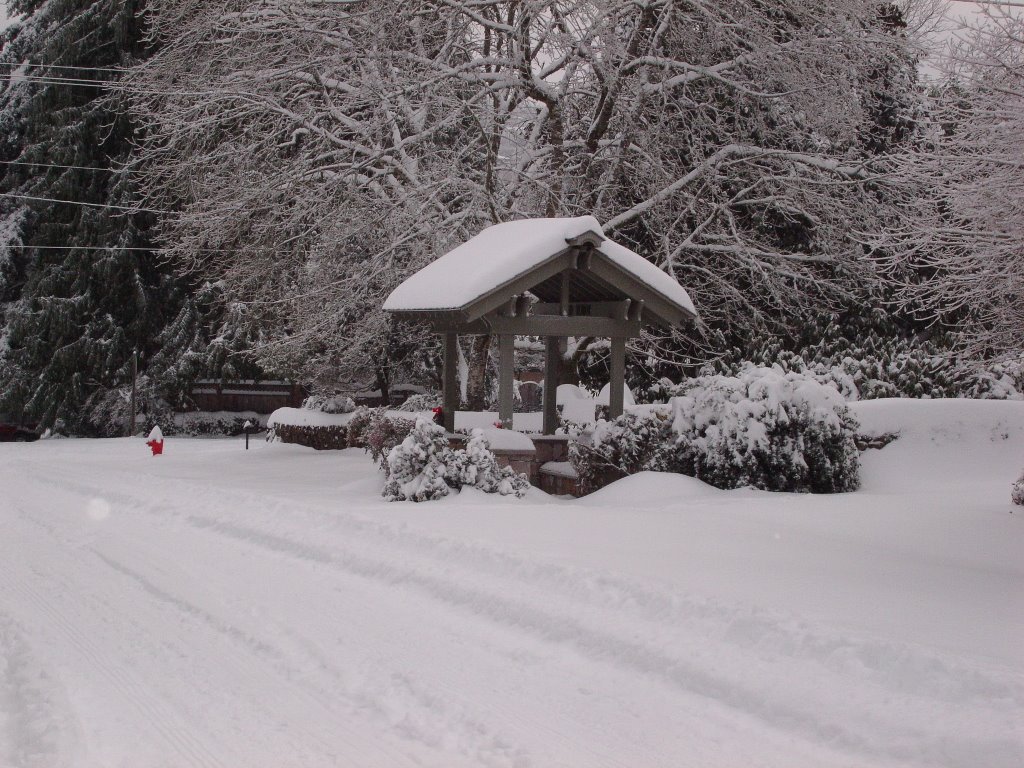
0,0,183,435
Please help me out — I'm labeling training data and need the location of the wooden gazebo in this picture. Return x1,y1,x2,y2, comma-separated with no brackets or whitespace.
383,216,697,434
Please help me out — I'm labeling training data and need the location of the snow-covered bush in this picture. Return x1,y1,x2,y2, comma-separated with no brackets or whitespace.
383,418,454,502
365,413,416,464
965,361,1024,400
301,394,356,414
344,406,374,447
1013,471,1024,507
687,331,1024,403
272,423,348,450
395,393,441,412
383,419,529,502
447,430,531,497
175,412,262,437
570,412,680,494
345,407,416,463
83,376,176,437
575,366,860,494
670,366,860,493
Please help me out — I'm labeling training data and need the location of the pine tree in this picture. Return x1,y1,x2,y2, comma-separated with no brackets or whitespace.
0,0,185,435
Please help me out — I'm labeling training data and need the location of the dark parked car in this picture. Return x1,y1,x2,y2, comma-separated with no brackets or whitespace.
0,412,39,442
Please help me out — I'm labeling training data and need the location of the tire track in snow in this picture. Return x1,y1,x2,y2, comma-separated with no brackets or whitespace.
182,504,1024,768
0,542,227,768
27,460,1024,768
84,548,529,767
32,461,1015,702
11,471,533,767
0,613,78,768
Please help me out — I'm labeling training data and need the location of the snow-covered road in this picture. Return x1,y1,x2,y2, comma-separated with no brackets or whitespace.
1,399,1022,767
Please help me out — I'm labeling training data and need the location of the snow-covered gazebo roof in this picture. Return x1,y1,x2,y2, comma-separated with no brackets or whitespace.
384,216,697,330
382,216,698,435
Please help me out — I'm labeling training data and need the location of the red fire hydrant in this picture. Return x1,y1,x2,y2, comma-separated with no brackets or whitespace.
145,425,164,456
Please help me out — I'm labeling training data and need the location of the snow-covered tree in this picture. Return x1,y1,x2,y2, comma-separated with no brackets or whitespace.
0,0,187,434
868,6,1024,364
127,0,923,392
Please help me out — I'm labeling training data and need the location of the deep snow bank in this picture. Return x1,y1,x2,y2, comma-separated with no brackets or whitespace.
851,398,1024,493
851,397,1024,442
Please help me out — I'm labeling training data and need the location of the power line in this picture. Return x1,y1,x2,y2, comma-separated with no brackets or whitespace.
0,244,306,255
0,159,115,173
0,244,166,252
0,192,167,214
0,62,129,74
0,74,256,99
0,74,115,87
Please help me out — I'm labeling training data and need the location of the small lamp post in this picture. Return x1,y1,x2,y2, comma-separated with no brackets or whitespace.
243,420,254,450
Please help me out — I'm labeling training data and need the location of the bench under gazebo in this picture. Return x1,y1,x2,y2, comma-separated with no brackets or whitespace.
383,216,697,437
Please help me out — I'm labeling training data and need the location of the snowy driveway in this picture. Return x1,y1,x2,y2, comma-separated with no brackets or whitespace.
1,401,1022,767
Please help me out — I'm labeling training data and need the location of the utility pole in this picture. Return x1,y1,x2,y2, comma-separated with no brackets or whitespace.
128,349,137,437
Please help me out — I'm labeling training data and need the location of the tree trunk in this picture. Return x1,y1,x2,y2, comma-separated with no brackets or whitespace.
374,364,390,406
465,335,492,411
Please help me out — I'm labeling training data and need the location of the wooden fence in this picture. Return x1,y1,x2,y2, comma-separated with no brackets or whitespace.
188,380,306,413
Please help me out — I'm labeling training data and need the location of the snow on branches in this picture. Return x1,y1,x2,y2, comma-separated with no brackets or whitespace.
867,6,1024,364
125,0,921,381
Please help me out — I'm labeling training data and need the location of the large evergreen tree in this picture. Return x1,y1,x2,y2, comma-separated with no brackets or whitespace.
0,0,186,434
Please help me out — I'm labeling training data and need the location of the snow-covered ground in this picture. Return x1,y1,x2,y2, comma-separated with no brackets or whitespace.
1,399,1021,768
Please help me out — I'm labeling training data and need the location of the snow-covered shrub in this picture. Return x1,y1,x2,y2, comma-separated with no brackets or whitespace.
576,366,860,494
1013,471,1024,507
302,393,356,414
670,365,860,492
366,413,416,463
395,393,441,412
965,361,1024,400
570,412,680,494
691,331,1024,403
383,418,454,502
272,423,348,450
344,406,374,447
83,376,176,437
343,407,415,462
448,430,531,497
175,412,262,437
382,419,529,502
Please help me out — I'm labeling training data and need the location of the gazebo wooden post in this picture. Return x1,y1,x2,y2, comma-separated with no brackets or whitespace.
543,336,560,435
498,333,515,429
443,332,458,432
609,336,626,419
